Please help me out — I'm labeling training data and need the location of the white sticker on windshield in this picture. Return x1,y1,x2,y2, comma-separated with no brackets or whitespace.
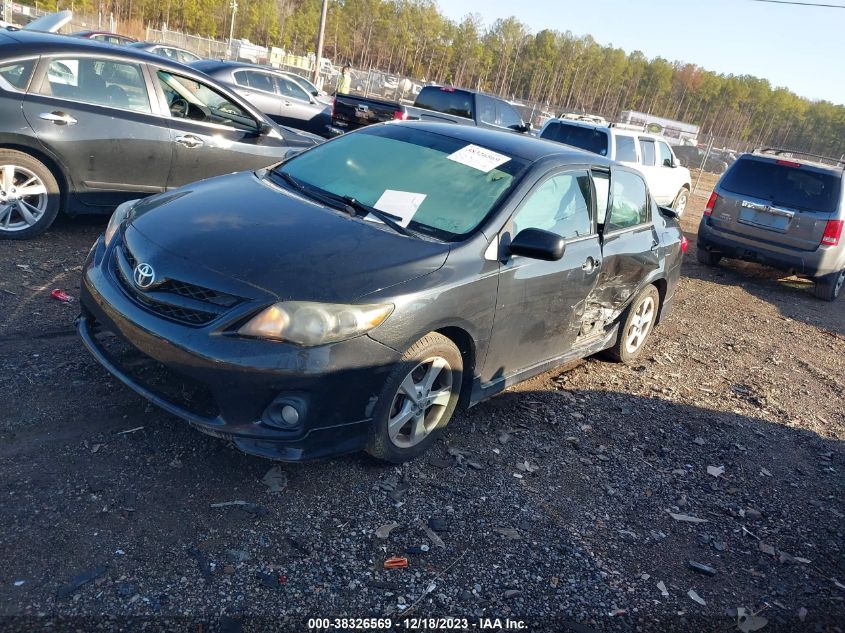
370,190,427,227
446,144,511,173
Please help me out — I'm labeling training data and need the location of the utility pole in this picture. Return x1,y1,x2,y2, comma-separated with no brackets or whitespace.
228,0,238,60
313,0,328,84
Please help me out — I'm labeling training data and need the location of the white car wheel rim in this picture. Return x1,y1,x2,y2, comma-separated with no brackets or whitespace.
0,164,48,233
387,356,453,449
624,296,656,355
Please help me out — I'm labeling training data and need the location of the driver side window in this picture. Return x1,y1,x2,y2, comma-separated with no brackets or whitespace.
275,76,309,101
157,70,255,131
513,172,593,240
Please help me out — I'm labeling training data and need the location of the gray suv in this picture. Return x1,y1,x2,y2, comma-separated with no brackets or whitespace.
697,149,845,301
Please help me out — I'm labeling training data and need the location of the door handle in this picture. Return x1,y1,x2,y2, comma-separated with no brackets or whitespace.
650,242,660,253
39,111,77,126
283,101,292,107
175,134,204,149
582,257,601,273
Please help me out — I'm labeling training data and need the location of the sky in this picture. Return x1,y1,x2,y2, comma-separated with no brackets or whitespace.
437,0,844,105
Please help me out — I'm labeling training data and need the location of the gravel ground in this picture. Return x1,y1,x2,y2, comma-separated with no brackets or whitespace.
0,174,843,633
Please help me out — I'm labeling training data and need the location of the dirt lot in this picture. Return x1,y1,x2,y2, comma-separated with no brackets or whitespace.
0,173,843,632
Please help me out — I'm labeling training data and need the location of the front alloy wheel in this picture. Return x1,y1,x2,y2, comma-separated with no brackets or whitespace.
367,332,463,463
387,357,453,448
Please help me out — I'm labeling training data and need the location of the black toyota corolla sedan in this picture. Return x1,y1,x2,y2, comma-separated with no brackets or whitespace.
78,122,687,463
0,28,320,239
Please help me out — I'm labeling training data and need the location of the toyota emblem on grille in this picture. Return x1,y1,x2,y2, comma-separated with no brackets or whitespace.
133,263,156,289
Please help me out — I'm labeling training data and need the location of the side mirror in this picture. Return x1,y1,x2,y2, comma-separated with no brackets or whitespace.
284,147,305,160
257,121,273,135
509,228,565,261
511,122,532,133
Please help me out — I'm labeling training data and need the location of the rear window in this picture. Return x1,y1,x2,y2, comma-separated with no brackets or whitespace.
414,87,473,119
615,135,637,162
0,59,36,90
540,122,609,156
720,158,842,213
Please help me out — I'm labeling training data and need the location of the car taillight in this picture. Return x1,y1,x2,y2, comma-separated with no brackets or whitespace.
393,111,408,121
680,235,689,253
331,96,336,118
821,219,843,246
704,192,718,216
776,159,801,168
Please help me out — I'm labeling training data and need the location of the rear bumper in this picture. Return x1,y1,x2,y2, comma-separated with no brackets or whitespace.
78,235,401,461
697,219,843,277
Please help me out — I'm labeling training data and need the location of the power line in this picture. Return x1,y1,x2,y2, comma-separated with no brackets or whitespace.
749,0,845,7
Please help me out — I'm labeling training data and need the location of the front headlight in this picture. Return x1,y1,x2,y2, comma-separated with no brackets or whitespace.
104,199,139,247
238,301,394,346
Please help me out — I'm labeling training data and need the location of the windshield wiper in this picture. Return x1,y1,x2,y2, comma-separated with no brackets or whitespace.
272,171,352,210
274,170,307,193
271,171,416,238
339,196,415,238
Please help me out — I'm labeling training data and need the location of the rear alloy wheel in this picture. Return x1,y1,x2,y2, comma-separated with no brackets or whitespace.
606,285,660,363
814,269,845,302
0,150,61,240
672,188,689,217
367,332,463,463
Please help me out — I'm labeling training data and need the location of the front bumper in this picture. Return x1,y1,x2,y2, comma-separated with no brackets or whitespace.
698,219,843,278
78,234,401,461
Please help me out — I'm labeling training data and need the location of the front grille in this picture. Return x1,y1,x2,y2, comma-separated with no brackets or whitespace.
123,243,137,269
115,266,219,326
114,242,244,327
156,279,241,308
93,325,218,419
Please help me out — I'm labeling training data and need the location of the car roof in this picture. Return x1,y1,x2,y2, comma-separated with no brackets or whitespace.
543,117,673,143
390,121,614,165
741,151,844,176
0,29,190,69
193,59,266,72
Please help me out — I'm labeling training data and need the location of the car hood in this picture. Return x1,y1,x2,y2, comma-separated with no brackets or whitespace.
127,171,450,302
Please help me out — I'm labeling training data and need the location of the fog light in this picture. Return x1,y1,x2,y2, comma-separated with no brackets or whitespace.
262,394,308,430
281,405,299,425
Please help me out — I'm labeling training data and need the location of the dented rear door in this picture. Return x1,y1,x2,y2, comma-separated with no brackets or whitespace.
585,168,660,327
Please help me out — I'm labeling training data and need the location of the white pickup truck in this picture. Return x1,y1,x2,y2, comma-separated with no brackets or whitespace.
539,118,692,216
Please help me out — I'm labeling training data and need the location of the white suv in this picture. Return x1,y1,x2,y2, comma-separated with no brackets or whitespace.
539,118,692,216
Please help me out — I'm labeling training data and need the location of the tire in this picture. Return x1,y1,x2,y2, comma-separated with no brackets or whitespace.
696,247,722,266
0,150,61,240
366,332,463,463
814,269,845,302
605,285,660,364
672,188,690,217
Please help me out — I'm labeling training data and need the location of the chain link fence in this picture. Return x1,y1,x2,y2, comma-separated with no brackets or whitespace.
145,27,229,60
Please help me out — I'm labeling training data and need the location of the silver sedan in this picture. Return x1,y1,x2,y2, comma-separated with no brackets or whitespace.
192,60,332,137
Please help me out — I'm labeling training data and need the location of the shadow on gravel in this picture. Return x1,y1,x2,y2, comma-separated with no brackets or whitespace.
682,230,845,336
1,369,843,631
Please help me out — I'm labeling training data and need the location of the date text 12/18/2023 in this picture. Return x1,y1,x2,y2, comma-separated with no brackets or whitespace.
307,617,528,630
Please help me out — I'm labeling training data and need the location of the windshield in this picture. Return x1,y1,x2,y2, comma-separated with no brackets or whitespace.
540,121,609,156
721,157,842,213
275,125,529,240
